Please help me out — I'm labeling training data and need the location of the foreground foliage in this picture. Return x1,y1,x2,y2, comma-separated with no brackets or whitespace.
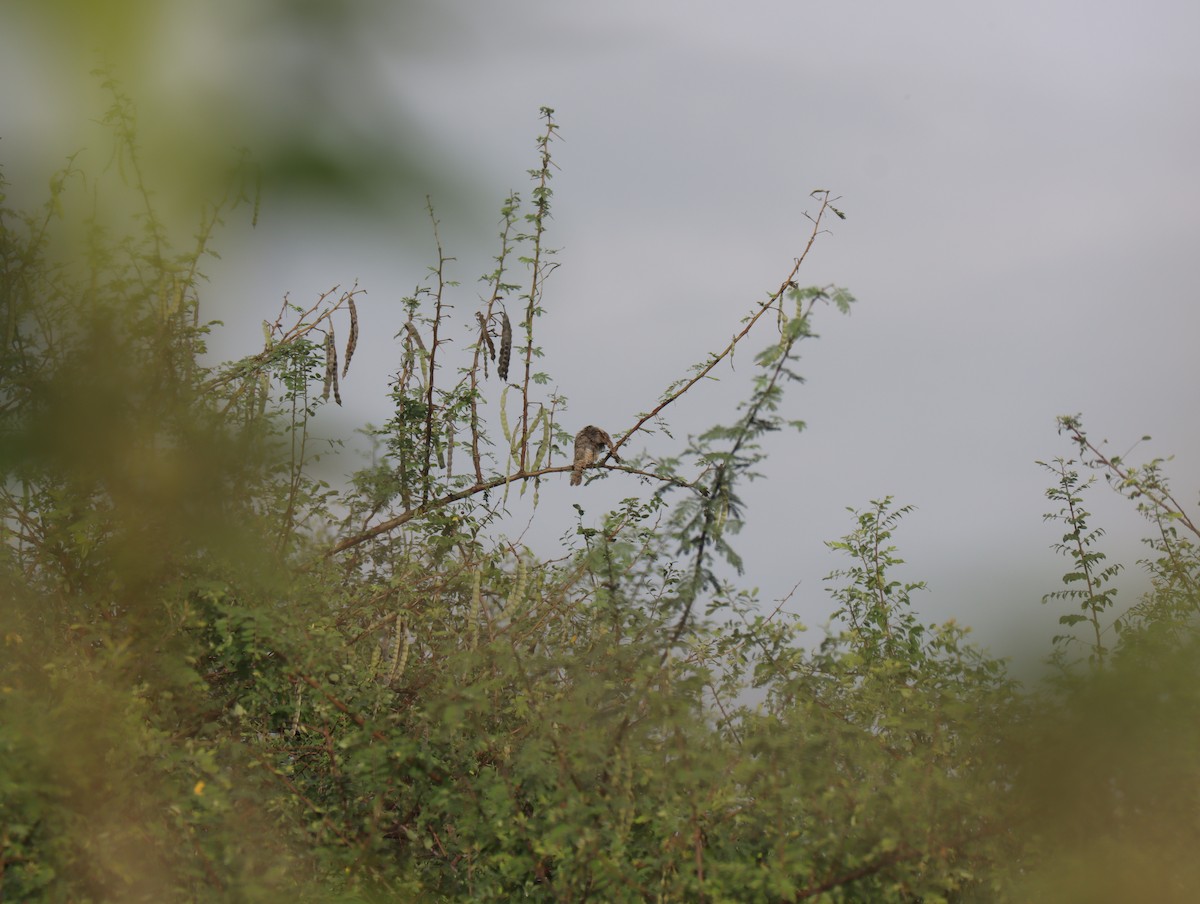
2,102,1199,902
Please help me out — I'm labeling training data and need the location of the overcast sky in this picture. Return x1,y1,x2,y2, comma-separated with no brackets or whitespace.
7,0,1199,664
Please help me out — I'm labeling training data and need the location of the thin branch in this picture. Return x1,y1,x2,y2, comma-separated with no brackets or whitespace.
668,284,824,650
519,108,558,471
422,200,453,504
200,286,360,396
609,191,835,461
470,194,520,483
327,462,704,557
1063,420,1200,541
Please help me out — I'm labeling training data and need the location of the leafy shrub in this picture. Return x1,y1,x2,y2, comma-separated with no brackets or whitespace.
2,93,1199,903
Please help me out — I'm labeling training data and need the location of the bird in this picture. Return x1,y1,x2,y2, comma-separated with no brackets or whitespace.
570,425,620,486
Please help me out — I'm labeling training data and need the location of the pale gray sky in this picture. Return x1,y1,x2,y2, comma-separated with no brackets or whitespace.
6,0,1199,663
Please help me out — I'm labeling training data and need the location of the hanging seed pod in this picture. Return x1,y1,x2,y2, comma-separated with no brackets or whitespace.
342,296,358,378
322,332,334,401
404,320,427,354
498,310,512,381
476,311,496,361
506,555,527,613
386,613,409,684
323,330,342,405
531,409,553,471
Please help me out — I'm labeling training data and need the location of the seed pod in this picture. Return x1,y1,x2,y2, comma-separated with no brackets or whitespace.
342,296,358,378
404,320,426,354
323,330,342,405
386,613,408,684
476,311,496,361
322,333,334,401
498,310,512,381
507,555,527,613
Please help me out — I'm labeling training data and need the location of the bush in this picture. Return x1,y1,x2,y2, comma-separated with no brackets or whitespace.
2,94,1199,903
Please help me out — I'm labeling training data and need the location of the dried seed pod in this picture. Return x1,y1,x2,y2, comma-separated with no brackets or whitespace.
342,296,358,377
322,333,334,401
498,310,512,381
476,311,496,361
323,331,342,405
404,320,426,353
386,613,408,684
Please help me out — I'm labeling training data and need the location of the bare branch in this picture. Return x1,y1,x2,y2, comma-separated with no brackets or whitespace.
610,191,836,460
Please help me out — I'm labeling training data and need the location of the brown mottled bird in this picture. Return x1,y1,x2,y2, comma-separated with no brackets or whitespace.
570,426,620,486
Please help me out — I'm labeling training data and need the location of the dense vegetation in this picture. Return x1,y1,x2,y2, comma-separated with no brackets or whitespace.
3,99,1199,903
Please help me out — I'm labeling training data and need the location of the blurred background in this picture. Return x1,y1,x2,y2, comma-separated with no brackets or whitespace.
5,0,1198,667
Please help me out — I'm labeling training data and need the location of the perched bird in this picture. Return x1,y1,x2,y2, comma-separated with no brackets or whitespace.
571,425,620,486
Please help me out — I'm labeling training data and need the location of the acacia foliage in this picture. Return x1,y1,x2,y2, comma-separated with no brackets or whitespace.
2,103,1200,903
